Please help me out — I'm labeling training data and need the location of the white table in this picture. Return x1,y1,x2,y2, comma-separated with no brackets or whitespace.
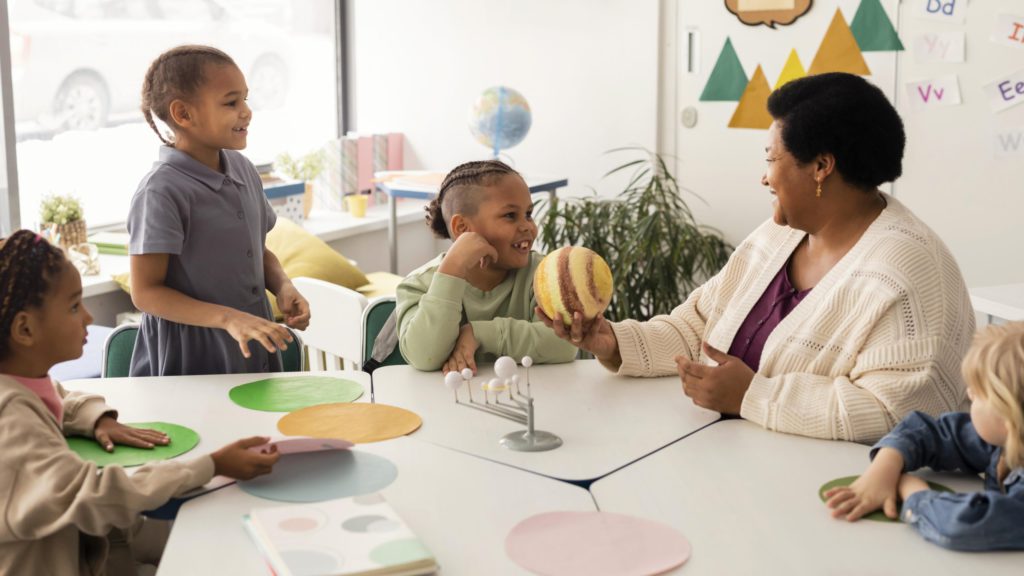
158,436,595,576
62,371,373,454
590,420,1023,574
63,372,594,575
372,360,720,483
970,283,1024,323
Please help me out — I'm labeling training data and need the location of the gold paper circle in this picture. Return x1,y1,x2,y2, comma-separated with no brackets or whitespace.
278,403,422,443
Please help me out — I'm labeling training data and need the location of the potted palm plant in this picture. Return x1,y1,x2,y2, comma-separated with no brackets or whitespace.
538,149,733,322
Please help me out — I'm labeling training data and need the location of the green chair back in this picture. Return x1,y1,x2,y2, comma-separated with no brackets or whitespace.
280,326,304,372
362,297,406,368
102,324,139,378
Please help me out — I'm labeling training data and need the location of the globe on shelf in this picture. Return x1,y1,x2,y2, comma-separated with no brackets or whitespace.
468,86,532,158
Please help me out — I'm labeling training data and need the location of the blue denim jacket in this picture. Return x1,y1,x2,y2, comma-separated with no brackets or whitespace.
871,411,1024,551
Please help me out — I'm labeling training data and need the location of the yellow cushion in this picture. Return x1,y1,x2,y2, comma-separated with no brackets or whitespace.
356,271,404,300
265,217,369,319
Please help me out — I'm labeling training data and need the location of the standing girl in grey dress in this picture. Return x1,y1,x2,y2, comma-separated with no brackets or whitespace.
127,45,310,376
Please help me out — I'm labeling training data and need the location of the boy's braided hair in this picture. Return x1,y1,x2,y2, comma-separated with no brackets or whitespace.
0,230,66,359
425,160,521,239
140,44,237,144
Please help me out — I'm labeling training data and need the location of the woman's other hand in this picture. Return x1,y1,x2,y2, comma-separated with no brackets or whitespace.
675,342,754,415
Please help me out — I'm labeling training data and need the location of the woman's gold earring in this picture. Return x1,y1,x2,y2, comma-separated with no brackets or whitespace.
816,181,822,198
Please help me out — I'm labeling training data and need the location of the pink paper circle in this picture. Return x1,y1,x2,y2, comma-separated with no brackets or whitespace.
506,511,691,576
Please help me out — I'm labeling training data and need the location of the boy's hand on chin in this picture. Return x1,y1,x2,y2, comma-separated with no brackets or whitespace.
439,232,499,278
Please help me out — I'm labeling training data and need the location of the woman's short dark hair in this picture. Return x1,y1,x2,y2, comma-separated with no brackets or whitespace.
766,72,905,190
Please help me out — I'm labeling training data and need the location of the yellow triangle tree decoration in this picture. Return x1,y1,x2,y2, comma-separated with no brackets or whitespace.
808,8,871,76
729,65,773,130
774,49,807,90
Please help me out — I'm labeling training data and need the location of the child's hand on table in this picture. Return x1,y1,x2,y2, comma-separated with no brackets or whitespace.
443,324,479,375
93,415,170,452
225,311,294,358
212,436,280,480
824,447,904,521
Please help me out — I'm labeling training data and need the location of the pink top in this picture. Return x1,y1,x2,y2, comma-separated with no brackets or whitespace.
7,374,63,424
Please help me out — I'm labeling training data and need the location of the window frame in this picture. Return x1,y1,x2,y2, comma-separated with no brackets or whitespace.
0,0,349,236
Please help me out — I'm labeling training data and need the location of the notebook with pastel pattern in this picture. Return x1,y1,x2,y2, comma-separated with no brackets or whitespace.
243,492,437,576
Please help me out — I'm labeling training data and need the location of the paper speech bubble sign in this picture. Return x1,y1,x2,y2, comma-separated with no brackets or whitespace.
726,0,813,28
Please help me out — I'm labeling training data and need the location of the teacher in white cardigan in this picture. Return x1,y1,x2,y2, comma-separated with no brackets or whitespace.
540,72,975,444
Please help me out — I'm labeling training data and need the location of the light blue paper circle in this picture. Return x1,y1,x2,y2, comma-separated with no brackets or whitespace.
239,450,398,503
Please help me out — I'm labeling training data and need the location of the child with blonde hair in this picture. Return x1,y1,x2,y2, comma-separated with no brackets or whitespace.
0,230,279,574
397,160,577,373
825,322,1024,551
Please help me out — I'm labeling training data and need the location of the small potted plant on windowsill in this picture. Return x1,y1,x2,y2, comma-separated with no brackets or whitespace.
39,194,87,251
275,149,327,219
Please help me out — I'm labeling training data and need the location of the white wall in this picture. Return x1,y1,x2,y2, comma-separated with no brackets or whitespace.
665,0,1024,288
348,0,660,200
669,0,899,251
326,218,439,277
892,0,1024,288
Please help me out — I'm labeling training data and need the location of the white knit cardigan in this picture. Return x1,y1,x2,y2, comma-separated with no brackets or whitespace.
610,196,974,443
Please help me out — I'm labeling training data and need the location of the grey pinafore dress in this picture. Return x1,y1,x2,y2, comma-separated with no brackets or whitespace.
127,146,282,376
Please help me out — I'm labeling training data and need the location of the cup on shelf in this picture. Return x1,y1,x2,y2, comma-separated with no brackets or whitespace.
346,194,368,218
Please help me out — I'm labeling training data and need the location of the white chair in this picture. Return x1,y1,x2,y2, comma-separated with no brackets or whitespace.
292,277,368,371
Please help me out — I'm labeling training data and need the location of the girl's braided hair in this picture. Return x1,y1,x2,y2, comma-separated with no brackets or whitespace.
425,160,521,239
140,44,237,144
0,230,67,359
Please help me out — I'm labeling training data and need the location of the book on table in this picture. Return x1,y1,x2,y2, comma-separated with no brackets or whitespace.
243,493,437,576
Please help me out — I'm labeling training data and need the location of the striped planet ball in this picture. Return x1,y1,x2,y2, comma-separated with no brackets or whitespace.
534,246,614,326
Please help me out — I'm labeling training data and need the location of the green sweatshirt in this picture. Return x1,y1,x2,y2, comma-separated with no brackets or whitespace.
396,251,578,371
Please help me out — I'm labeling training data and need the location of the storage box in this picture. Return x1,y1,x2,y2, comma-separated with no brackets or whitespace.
263,179,308,222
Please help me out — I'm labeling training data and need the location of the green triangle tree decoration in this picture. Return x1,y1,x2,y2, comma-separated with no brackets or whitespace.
700,38,748,101
851,0,904,52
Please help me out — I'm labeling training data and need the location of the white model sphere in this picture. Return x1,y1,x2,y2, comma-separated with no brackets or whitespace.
521,356,534,368
494,356,518,379
461,368,474,380
444,371,463,390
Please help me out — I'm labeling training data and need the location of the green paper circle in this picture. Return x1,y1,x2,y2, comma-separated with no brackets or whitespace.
818,475,954,523
229,376,364,412
67,421,200,468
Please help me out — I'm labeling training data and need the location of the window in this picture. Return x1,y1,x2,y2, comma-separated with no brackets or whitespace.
3,0,341,229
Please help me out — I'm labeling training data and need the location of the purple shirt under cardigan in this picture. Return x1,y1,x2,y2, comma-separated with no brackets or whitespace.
727,259,811,371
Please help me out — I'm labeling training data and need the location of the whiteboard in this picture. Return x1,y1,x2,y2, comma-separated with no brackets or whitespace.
673,0,1023,288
